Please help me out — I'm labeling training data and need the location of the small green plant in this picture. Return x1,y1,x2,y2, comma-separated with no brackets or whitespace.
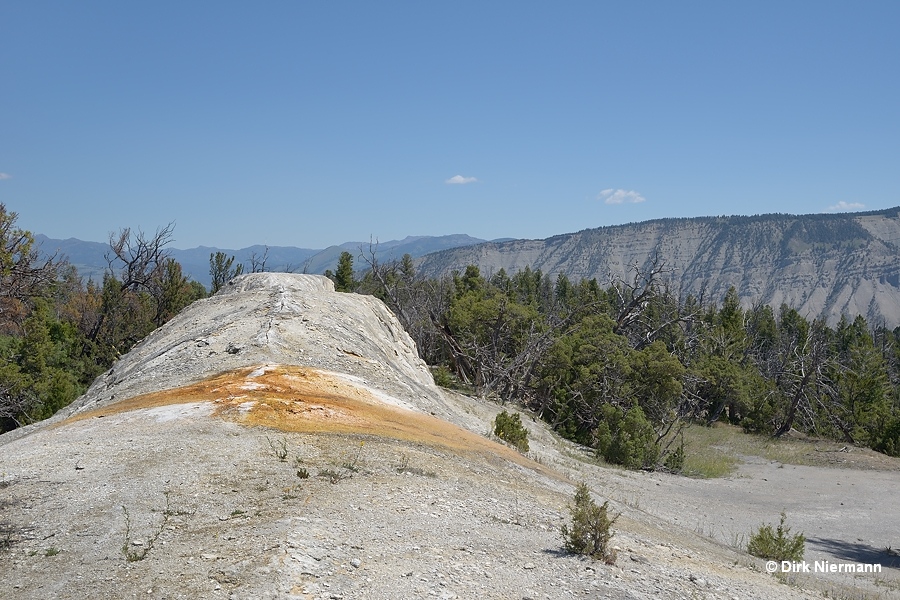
432,365,454,388
0,526,13,551
267,437,289,462
0,479,18,552
296,467,310,479
730,531,747,550
396,453,410,472
318,468,347,484
341,442,365,472
281,484,301,500
316,442,367,483
747,512,805,563
561,482,618,564
396,453,437,477
44,547,60,557
121,491,173,562
494,410,529,453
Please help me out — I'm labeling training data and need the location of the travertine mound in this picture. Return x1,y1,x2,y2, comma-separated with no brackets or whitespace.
65,273,443,420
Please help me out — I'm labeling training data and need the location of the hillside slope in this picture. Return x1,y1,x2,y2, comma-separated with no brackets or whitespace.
1,274,896,599
417,208,900,327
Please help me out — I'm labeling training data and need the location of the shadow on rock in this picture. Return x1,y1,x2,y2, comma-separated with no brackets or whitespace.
806,537,900,569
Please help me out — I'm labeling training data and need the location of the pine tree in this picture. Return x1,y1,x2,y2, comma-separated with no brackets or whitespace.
333,251,356,292
209,252,244,294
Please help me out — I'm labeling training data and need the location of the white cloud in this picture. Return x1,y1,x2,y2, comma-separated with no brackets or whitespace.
598,188,645,204
827,201,865,212
445,175,478,185
0,173,11,180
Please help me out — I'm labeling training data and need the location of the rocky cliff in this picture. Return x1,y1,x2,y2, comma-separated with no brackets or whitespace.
417,207,900,327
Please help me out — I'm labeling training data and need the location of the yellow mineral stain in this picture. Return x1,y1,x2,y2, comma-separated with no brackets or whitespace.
63,364,550,473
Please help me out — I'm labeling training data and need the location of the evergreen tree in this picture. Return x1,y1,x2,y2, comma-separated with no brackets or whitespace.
209,251,244,294
333,251,356,292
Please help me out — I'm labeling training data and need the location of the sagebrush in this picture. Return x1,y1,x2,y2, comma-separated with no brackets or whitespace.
561,482,618,563
494,410,529,452
747,512,805,563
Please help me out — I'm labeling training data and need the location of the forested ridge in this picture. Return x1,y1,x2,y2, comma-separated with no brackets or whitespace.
344,248,900,468
416,207,900,329
4,206,900,472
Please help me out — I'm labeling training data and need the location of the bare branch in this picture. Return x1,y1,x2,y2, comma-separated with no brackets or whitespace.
105,222,176,292
249,246,269,273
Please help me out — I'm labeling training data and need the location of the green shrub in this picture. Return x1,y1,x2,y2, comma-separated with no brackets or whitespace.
561,482,618,563
493,410,529,452
747,512,805,563
740,398,777,434
873,416,900,457
432,365,454,388
594,405,659,469
663,437,685,472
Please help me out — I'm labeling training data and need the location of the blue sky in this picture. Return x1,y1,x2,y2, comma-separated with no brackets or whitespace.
2,1,899,250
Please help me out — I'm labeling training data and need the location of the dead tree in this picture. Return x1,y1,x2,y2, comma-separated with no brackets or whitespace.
357,240,449,364
106,222,176,293
90,222,176,342
773,319,834,437
0,204,65,327
608,251,694,350
248,246,269,273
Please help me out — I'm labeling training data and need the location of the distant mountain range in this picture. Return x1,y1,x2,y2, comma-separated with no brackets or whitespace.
416,207,900,328
34,233,500,288
36,207,900,327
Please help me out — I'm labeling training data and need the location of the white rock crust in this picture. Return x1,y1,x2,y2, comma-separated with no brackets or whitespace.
64,273,439,419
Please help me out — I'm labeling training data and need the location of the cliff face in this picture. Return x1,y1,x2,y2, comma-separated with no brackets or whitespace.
417,208,900,326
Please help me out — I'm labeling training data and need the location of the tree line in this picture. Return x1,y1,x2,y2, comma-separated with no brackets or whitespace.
0,205,248,432
339,248,900,468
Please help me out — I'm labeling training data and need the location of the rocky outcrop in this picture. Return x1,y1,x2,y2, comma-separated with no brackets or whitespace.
417,207,900,326
65,273,441,418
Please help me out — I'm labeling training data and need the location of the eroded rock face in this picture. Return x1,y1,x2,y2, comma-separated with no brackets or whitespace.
65,273,439,420
417,209,900,327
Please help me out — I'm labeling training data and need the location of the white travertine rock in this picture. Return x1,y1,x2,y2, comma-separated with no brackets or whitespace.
62,273,440,418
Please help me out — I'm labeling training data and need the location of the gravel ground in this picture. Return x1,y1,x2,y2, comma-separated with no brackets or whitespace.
0,404,826,600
